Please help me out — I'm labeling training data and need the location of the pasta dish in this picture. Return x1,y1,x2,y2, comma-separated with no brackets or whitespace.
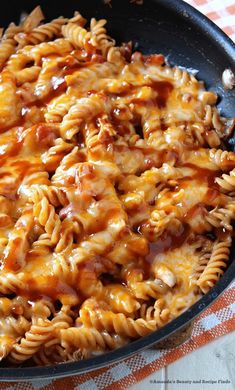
0,7,234,366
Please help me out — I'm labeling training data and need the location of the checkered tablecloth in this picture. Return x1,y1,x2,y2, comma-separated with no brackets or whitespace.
0,1,235,389
190,0,235,41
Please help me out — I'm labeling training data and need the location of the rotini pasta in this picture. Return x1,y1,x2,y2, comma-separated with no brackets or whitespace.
15,17,68,48
139,299,170,326
9,319,54,363
79,308,156,337
62,23,92,52
0,23,22,69
197,237,232,293
61,327,128,353
0,6,234,367
60,94,110,139
216,168,235,192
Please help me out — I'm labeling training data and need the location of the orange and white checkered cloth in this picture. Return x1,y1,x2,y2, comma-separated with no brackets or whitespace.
0,1,235,389
189,0,235,41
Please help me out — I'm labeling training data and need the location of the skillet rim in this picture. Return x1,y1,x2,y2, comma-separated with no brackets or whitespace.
0,0,235,381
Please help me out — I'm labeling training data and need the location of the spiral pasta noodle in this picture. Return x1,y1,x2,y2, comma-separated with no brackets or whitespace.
197,237,232,294
45,95,76,123
62,23,92,52
61,327,128,351
216,169,235,193
9,319,55,363
0,23,22,68
0,273,24,294
28,184,69,207
0,316,30,338
129,279,169,300
60,94,110,139
32,196,61,245
33,306,75,364
90,18,114,52
30,233,53,256
209,148,235,169
15,17,68,47
206,202,235,231
90,18,123,64
139,299,170,326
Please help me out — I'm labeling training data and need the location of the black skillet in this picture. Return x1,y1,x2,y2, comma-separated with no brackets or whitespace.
0,0,235,381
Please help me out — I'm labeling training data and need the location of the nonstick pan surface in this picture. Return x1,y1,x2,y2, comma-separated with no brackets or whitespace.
0,0,235,381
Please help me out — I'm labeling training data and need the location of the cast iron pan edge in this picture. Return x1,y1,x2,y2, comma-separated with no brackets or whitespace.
0,0,235,381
